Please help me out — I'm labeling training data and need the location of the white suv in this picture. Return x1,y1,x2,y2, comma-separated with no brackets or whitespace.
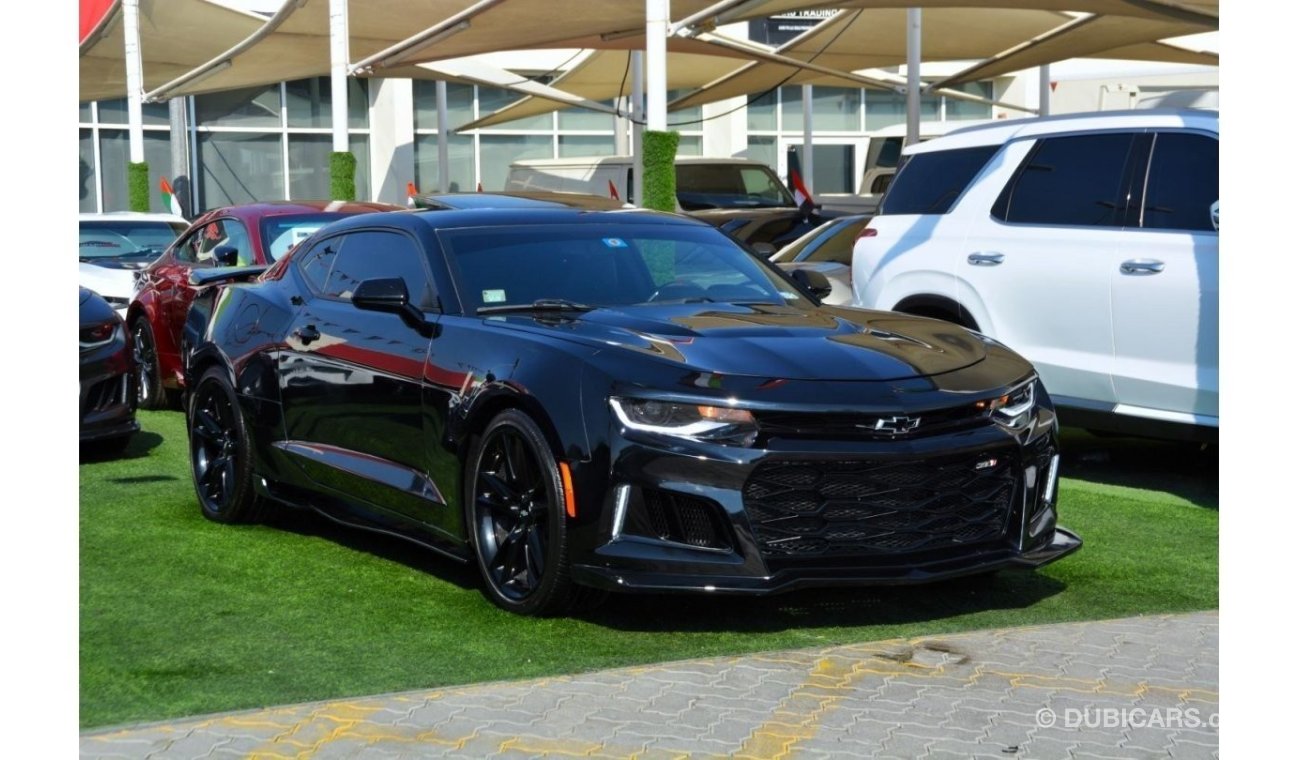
852,109,1218,439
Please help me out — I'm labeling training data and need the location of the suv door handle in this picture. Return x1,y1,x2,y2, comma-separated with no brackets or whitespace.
967,252,1005,266
1120,259,1165,275
293,324,321,345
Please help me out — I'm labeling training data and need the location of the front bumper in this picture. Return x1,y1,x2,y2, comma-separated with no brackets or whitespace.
568,405,1078,595
80,334,138,443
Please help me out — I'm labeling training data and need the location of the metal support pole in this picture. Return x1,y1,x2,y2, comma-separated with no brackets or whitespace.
329,0,350,153
168,99,188,182
905,7,921,147
631,50,645,204
1039,64,1052,116
123,0,145,163
614,92,630,155
801,84,814,195
436,80,451,192
645,0,669,132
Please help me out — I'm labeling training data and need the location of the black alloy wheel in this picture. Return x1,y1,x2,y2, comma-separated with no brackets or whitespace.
131,318,169,410
189,367,268,523
467,410,584,616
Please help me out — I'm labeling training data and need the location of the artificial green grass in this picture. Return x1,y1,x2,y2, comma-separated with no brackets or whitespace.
80,414,1217,728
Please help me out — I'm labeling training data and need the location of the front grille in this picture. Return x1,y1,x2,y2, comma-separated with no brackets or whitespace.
743,452,1017,561
755,403,992,441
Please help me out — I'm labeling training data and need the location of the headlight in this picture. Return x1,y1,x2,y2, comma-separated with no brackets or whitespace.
79,320,121,350
610,397,758,446
978,379,1036,430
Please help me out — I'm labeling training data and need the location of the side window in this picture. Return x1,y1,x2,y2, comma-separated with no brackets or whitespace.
993,133,1139,227
1142,133,1218,232
193,219,252,266
296,236,342,293
172,230,202,264
322,230,436,308
879,146,998,215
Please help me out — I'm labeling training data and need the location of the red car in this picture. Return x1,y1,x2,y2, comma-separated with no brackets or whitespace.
127,200,402,408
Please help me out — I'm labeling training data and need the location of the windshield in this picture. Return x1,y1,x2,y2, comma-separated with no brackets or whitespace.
438,223,809,313
675,165,796,211
260,214,344,261
79,220,186,260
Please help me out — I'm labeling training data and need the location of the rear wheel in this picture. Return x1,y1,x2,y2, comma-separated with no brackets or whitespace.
465,410,597,616
188,367,271,523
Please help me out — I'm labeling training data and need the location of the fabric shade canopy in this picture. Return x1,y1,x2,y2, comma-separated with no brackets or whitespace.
701,0,1217,27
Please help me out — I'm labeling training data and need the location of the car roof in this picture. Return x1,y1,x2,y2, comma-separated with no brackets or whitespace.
79,211,189,224
323,206,710,233
906,108,1219,155
415,190,627,211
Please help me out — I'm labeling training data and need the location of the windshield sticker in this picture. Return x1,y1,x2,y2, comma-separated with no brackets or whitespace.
602,237,628,248
482,289,507,303
291,227,323,244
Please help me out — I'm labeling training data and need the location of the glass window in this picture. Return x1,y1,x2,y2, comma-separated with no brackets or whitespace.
96,98,171,126
79,129,97,212
946,81,994,121
414,133,476,193
97,129,173,212
197,133,285,208
675,163,794,210
285,77,369,129
804,219,867,264
780,86,803,132
439,223,803,312
478,86,552,131
296,236,341,292
744,136,778,171
192,218,253,266
413,81,474,132
262,214,349,261
285,135,371,201
666,89,702,129
865,89,939,131
1142,132,1218,232
559,134,615,157
880,146,998,216
79,102,93,123
349,135,371,201
994,133,1139,227
173,229,204,264
479,134,551,191
811,87,861,131
324,230,434,307
79,220,187,260
676,135,702,156
786,144,856,194
195,84,282,129
558,102,614,131
747,89,777,132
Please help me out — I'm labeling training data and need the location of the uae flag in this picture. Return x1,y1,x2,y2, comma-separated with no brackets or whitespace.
786,147,815,214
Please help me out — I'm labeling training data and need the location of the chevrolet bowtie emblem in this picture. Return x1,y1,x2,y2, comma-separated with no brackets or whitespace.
874,415,921,434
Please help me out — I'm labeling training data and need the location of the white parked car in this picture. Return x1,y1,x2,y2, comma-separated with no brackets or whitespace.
852,109,1218,439
79,212,189,315
770,214,870,306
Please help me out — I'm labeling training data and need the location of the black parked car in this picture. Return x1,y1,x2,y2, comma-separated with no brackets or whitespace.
80,287,138,452
184,208,1080,615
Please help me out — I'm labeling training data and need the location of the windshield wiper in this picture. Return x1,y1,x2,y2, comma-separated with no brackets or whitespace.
477,298,598,315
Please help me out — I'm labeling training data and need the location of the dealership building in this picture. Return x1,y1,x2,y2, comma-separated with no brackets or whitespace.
77,9,1217,216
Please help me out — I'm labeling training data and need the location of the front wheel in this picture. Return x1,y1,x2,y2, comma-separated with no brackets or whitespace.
131,317,173,410
465,410,592,616
188,367,271,524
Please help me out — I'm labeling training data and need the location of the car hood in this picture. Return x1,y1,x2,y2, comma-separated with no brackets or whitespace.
79,262,136,301
487,303,987,381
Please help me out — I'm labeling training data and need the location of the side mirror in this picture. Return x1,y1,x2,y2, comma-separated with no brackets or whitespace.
352,277,409,313
1210,200,1219,231
790,269,833,300
213,245,239,267
751,242,777,257
351,278,438,338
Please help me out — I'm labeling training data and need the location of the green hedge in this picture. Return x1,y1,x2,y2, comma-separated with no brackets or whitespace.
330,151,357,201
641,130,679,212
128,161,150,212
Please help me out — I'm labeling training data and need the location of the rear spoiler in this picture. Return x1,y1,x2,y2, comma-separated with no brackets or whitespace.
189,265,268,288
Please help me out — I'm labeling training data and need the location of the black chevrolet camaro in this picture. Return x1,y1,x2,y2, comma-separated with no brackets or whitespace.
184,207,1080,615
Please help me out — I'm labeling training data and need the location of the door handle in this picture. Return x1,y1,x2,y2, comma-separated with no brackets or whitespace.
1120,259,1165,275
293,324,321,345
967,252,1005,266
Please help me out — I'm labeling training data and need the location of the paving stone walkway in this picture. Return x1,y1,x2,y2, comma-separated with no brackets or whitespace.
81,611,1218,759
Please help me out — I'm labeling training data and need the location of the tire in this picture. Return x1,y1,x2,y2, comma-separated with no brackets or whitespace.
465,410,590,616
131,317,173,410
188,366,271,524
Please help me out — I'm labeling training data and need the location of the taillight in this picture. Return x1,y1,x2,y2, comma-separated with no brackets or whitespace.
855,226,878,242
